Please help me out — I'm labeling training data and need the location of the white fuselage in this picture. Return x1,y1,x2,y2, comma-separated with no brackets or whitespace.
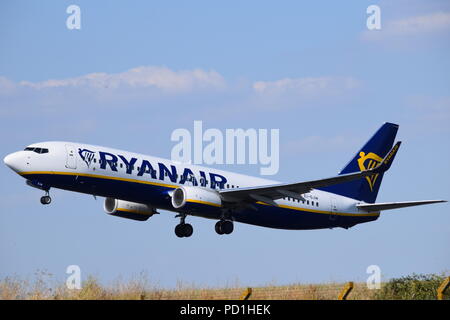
4,141,379,230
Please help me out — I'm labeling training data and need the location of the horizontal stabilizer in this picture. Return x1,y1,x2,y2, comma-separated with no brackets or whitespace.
357,200,447,212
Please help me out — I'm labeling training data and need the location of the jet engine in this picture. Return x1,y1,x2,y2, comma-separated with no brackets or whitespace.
103,197,157,221
171,186,222,209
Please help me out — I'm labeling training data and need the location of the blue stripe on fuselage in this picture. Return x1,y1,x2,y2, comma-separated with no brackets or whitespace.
21,173,378,230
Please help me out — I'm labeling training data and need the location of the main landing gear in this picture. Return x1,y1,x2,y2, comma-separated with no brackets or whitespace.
174,213,193,238
174,213,234,238
215,220,234,235
40,191,51,205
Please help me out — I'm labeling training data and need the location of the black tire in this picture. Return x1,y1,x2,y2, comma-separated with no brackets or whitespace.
175,224,185,238
215,221,224,235
40,196,51,205
221,221,234,234
183,224,193,237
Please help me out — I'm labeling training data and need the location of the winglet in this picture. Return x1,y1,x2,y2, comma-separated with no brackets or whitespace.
375,141,401,173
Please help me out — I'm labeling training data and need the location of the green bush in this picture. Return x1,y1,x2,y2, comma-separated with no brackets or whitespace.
376,273,447,300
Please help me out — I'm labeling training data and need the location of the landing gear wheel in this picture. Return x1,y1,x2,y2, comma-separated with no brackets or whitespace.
215,220,234,235
215,221,224,235
175,223,194,238
175,224,185,238
40,195,51,205
221,221,234,234
183,223,193,237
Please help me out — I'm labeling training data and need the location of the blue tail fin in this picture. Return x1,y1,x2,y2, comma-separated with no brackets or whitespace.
319,122,399,203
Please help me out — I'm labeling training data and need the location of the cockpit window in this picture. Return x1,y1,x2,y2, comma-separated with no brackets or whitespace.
24,147,49,154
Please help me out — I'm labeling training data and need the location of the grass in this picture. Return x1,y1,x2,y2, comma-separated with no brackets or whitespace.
0,271,448,300
374,273,448,300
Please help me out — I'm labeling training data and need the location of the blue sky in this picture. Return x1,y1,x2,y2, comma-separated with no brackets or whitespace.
1,0,449,288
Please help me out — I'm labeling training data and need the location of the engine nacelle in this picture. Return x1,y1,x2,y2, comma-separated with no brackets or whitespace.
104,197,156,221
171,186,222,209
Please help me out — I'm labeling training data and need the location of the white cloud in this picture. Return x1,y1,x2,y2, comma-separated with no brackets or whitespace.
362,12,450,41
252,76,360,96
405,95,450,133
17,66,226,93
388,12,450,35
0,76,17,95
0,68,361,115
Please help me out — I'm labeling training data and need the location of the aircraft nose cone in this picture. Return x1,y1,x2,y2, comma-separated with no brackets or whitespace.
4,153,13,167
4,152,21,172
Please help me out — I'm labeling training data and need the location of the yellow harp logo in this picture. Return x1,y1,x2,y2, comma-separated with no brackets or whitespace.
357,151,382,191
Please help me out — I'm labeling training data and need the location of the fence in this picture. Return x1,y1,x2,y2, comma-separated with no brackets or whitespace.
135,283,363,300
1,276,448,300
235,277,450,300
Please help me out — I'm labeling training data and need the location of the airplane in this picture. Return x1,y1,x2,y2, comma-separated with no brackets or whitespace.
3,122,446,238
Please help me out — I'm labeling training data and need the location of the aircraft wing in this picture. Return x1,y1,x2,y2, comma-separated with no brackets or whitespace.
356,200,447,212
219,141,401,206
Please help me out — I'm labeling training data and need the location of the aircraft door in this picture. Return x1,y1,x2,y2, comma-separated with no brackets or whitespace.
65,144,77,169
329,196,338,222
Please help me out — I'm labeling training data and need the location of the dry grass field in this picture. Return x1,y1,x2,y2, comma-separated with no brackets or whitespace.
0,271,447,300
